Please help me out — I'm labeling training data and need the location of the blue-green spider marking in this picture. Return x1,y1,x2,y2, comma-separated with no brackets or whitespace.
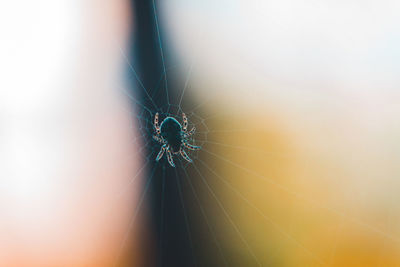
153,112,201,167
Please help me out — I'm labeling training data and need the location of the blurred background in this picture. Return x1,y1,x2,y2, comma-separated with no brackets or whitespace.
1,0,400,266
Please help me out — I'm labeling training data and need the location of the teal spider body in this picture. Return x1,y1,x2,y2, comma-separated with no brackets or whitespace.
160,117,182,153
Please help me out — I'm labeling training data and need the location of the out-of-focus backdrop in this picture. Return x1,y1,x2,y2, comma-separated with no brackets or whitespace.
159,0,400,266
1,0,400,266
0,1,149,266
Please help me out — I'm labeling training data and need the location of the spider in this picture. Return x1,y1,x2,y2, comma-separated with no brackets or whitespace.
153,112,201,167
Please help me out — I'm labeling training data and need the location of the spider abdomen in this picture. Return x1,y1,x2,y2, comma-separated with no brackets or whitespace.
160,117,183,153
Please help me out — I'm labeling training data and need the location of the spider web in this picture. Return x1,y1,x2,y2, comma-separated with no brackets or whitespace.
116,7,329,267
112,1,220,263
113,8,248,262
116,22,277,265
111,1,400,266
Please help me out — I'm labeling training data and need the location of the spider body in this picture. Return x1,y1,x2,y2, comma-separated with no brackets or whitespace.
160,117,182,153
153,112,200,167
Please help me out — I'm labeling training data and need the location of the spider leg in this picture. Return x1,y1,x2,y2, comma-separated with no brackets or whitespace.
180,149,193,163
166,147,175,167
156,144,166,161
153,135,164,144
184,126,196,138
154,112,161,135
182,112,188,132
183,142,201,150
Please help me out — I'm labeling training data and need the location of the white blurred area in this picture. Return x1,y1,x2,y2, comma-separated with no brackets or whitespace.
164,0,400,201
0,1,144,266
165,0,400,104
